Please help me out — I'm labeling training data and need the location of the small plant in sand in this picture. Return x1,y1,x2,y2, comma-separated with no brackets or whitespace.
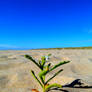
24,54,70,92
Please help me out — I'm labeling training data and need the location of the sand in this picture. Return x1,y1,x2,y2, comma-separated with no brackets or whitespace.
0,49,92,92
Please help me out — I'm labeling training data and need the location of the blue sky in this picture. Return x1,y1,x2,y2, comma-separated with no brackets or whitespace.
0,0,92,49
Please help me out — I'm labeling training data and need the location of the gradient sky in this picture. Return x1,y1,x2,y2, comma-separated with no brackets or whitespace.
0,0,92,49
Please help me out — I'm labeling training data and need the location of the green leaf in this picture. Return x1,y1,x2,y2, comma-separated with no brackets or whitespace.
39,69,48,77
48,54,51,56
42,75,45,82
41,56,46,68
39,63,51,85
43,63,51,70
45,83,62,92
31,70,43,88
47,63,51,67
49,61,70,72
24,55,42,70
45,69,63,84
43,61,70,76
39,69,48,84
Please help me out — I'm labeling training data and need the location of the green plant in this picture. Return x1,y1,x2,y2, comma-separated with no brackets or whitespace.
24,54,70,92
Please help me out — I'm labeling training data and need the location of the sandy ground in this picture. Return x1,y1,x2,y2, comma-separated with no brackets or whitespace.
0,49,92,92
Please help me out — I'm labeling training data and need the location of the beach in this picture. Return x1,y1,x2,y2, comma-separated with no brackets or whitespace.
0,49,92,92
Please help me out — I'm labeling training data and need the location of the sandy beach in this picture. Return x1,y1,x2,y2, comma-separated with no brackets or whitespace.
0,49,92,92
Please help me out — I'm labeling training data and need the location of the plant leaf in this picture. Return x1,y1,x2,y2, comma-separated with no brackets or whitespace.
45,69,63,84
31,70,43,88
39,69,48,84
49,61,70,72
24,55,42,70
48,53,51,56
41,56,46,68
45,83,62,92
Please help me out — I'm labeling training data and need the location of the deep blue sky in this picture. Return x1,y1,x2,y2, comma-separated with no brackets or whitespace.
0,0,92,49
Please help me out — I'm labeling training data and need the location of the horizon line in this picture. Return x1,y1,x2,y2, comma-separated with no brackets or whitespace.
0,46,92,50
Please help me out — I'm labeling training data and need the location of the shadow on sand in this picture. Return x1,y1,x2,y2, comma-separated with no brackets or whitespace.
49,79,92,92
